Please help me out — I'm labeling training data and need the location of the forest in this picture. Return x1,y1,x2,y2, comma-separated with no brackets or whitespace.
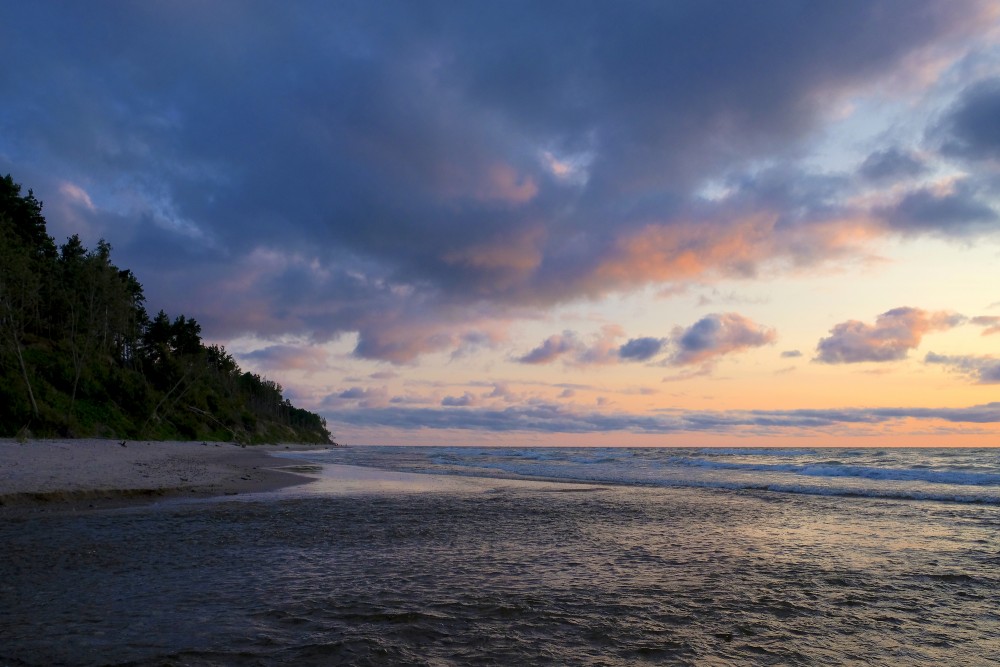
0,174,332,444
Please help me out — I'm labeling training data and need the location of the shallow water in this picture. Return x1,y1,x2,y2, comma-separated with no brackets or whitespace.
2,449,1000,665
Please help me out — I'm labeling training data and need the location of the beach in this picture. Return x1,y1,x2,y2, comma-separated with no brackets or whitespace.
3,445,999,665
0,438,328,514
0,439,594,514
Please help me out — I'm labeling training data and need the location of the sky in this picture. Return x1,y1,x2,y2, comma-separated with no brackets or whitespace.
3,0,1000,447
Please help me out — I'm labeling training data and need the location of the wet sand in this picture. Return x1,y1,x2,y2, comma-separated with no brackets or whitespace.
0,438,330,514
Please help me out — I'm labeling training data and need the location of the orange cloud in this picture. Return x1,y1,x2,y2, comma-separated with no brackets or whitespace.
816,307,964,363
593,211,882,293
441,227,545,291
435,161,538,204
482,163,538,203
595,216,775,285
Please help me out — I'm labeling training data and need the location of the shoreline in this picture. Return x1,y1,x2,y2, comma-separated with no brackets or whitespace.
0,438,331,515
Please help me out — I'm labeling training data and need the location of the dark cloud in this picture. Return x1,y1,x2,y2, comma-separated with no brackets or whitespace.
619,337,666,361
329,386,390,409
781,350,803,358
515,326,624,367
327,401,1000,434
1,1,993,361
980,365,1000,383
859,148,927,182
939,77,1000,160
878,183,998,236
516,332,579,365
816,307,964,364
442,392,478,407
338,387,369,400
669,313,776,366
925,352,1000,383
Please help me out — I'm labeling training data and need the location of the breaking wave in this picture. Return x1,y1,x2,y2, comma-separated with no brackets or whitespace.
285,446,1000,505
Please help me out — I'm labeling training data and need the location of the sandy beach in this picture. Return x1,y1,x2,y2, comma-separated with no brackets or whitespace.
0,439,601,516
0,438,329,513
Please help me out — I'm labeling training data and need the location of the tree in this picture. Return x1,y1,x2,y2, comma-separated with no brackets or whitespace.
0,211,42,420
0,174,56,260
57,235,138,417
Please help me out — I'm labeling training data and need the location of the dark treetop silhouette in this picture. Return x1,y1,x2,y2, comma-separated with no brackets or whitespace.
0,174,331,444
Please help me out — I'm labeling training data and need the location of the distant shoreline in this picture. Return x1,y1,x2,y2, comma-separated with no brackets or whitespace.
0,438,331,515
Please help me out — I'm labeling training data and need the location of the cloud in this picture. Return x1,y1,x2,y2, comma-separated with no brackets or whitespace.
326,401,1000,434
925,352,1000,383
517,332,579,365
239,344,327,372
939,77,1000,161
352,310,510,364
516,325,628,366
518,316,781,370
165,245,516,365
859,148,927,182
619,337,666,361
877,182,998,236
575,325,626,366
668,313,777,366
338,387,369,400
971,316,1000,336
442,392,479,407
815,307,964,363
662,366,714,383
781,350,803,358
57,181,96,211
2,1,996,362
487,383,518,401
331,386,390,408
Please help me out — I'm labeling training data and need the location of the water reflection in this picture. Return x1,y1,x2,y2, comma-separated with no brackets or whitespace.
2,483,999,665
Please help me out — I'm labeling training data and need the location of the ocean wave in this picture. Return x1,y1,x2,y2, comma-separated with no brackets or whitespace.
456,460,1000,504
670,458,1000,486
291,446,1000,506
696,448,819,457
659,478,1000,505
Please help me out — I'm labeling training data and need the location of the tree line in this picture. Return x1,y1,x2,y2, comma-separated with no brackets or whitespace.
0,174,332,444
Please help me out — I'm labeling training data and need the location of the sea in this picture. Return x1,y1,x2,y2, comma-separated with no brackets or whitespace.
2,446,999,666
